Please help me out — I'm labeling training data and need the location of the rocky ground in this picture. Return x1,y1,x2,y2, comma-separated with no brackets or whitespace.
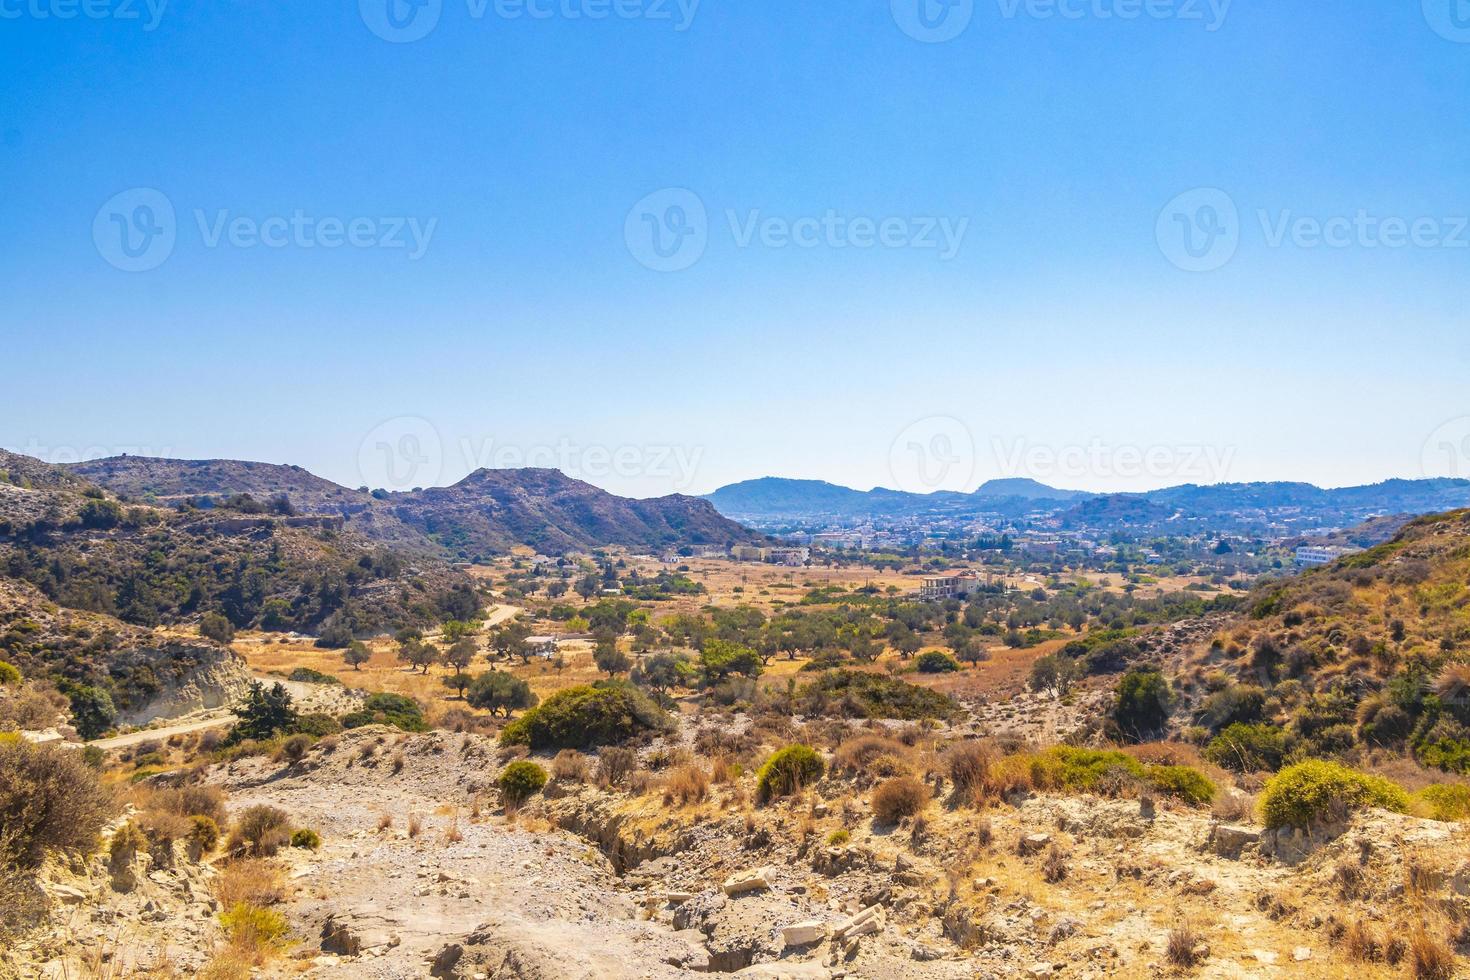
10,721,1466,980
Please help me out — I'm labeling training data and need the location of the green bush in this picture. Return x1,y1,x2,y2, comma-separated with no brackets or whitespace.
1259,760,1408,830
1029,746,1214,806
293,712,342,738
1144,764,1216,806
287,667,340,685
290,828,321,850
499,683,669,750
797,670,959,720
218,902,291,951
915,650,961,674
1111,668,1172,740
1204,723,1289,773
756,744,825,802
199,612,235,645
1414,784,1470,822
826,829,850,846
340,692,428,733
0,661,20,686
1196,684,1265,730
498,760,549,805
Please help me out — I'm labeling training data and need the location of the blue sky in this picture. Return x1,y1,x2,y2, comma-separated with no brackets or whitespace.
3,0,1469,497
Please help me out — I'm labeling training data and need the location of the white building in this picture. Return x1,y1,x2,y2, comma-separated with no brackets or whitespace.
1295,545,1360,567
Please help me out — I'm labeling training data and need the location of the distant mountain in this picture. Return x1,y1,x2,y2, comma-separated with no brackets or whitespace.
974,478,1089,501
705,476,1083,521
705,473,1470,534
65,455,759,558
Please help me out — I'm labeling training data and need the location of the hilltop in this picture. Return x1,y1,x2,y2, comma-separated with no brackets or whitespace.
66,455,759,559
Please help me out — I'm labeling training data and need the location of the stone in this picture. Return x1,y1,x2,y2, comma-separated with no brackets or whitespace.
781,920,829,947
721,867,774,896
1026,963,1054,978
833,904,884,939
1019,833,1051,855
1250,949,1279,965
1292,947,1312,962
1209,824,1261,859
45,884,88,905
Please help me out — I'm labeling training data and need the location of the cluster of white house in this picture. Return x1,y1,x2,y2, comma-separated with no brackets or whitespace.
1294,544,1362,567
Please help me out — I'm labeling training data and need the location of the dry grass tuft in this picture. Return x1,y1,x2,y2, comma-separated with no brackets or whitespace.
1165,923,1202,968
871,775,930,825
662,764,710,806
1408,926,1455,980
214,858,287,909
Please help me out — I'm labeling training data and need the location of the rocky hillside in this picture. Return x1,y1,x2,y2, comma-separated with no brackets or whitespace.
0,578,251,726
67,455,761,559
1171,509,1470,775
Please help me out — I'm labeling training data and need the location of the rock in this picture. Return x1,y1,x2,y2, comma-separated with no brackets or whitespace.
1048,917,1082,943
782,920,829,947
45,884,88,905
1250,949,1279,965
832,904,884,939
1292,946,1312,962
1019,833,1051,856
1026,963,1055,978
722,867,774,896
911,943,945,961
1451,863,1470,897
429,943,463,977
1209,824,1260,859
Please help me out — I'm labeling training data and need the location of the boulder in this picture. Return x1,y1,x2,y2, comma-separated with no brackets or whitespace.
1208,823,1260,859
721,867,774,897
832,904,884,939
781,920,829,947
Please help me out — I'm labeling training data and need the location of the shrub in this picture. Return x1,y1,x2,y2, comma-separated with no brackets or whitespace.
1204,723,1288,773
946,740,998,804
286,667,340,685
871,775,930,824
69,685,117,740
914,650,961,674
1166,924,1203,968
200,612,236,645
0,661,20,686
109,822,147,866
188,816,221,854
229,805,292,857
1259,760,1409,830
1409,927,1456,980
551,749,589,783
499,684,669,750
1413,784,1470,822
826,829,850,846
596,746,639,788
498,760,548,806
663,764,709,805
755,744,825,802
832,735,915,779
228,682,298,744
797,670,959,720
340,692,428,732
1197,684,1265,730
293,713,342,738
277,733,313,764
289,828,321,850
1144,764,1216,806
0,738,114,867
219,902,292,958
1111,668,1172,740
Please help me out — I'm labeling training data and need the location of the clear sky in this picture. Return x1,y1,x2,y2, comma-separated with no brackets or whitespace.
3,0,1469,498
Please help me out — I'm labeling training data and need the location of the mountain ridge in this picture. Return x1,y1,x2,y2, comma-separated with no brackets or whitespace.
63,454,760,558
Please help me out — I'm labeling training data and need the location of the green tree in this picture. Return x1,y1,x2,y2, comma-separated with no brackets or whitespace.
397,637,439,674
228,682,298,744
1111,668,1173,741
199,612,235,645
699,639,762,686
443,637,477,675
69,686,117,740
342,640,372,671
466,671,538,717
593,636,632,677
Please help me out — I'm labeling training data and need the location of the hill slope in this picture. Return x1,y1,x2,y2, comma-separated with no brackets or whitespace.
1171,509,1470,775
65,455,759,558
